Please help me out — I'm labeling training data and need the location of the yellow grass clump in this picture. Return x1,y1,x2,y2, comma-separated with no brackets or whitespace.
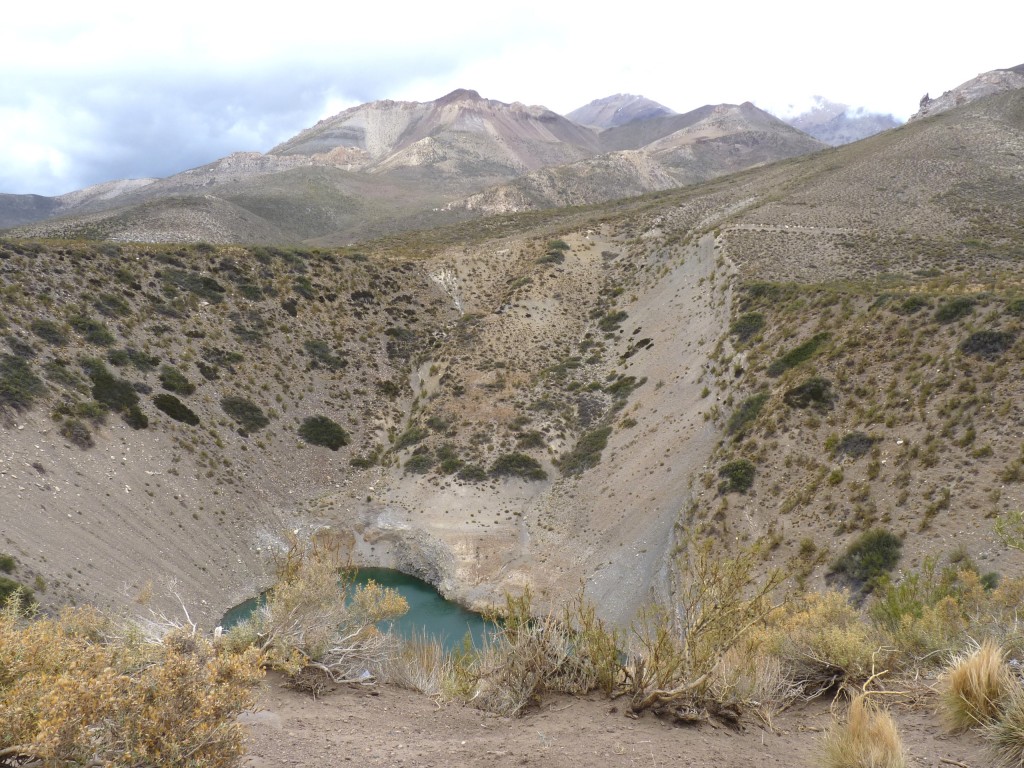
939,639,1015,731
822,693,906,768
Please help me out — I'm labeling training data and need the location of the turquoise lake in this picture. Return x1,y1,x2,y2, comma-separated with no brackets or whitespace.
221,567,493,651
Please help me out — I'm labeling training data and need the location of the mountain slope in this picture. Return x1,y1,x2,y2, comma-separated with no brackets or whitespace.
566,94,676,129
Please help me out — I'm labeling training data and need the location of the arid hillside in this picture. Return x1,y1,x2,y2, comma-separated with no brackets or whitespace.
1,86,1023,631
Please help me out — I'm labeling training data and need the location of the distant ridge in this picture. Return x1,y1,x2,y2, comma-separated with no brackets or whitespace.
566,94,676,129
780,97,901,146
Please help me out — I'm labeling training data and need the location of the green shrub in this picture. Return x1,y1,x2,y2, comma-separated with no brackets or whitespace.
221,396,268,433
0,354,45,411
161,268,226,303
116,348,159,372
559,426,612,476
404,452,435,474
729,312,765,343
123,405,148,430
490,453,547,481
68,315,115,346
547,239,570,251
94,293,131,318
834,431,877,459
457,464,488,482
1006,298,1024,317
154,394,199,426
598,311,628,334
515,430,546,450
961,331,1015,359
30,319,68,346
718,459,755,494
893,295,929,315
159,365,196,395
60,418,95,448
537,251,565,265
0,554,14,573
767,332,830,377
783,377,834,409
303,339,347,371
84,360,139,414
934,296,977,323
0,576,34,609
831,529,902,590
394,424,429,450
727,392,769,435
298,416,350,450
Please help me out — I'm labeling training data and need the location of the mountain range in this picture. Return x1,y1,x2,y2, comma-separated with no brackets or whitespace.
1,89,824,243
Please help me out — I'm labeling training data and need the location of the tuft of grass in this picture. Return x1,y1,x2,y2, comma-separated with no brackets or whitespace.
297,416,350,451
988,687,1024,768
822,694,906,768
940,640,1014,732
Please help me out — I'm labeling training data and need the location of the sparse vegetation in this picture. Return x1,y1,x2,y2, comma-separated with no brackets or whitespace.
490,452,547,481
559,426,612,475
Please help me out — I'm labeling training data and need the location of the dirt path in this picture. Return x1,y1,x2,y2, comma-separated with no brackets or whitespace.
241,676,989,768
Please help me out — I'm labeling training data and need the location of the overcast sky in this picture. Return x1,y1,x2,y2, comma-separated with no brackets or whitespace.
3,1,1021,196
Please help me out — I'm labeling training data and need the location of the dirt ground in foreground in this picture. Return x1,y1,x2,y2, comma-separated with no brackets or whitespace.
241,675,989,768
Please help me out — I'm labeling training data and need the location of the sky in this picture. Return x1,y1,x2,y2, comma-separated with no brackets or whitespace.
3,1,1021,197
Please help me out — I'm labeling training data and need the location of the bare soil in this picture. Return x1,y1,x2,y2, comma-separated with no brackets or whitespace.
241,675,990,768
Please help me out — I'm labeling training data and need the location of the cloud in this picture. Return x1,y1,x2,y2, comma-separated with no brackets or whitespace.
2,0,1022,195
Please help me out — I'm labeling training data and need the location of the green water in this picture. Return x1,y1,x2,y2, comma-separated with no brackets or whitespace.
220,567,492,651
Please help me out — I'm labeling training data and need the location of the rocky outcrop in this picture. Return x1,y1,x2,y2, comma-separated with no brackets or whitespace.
912,65,1024,120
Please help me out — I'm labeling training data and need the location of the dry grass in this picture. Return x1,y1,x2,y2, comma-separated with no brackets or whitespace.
939,639,1015,731
987,686,1024,768
821,693,906,768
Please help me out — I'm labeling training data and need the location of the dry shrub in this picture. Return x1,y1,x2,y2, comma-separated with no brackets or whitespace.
987,686,1024,768
756,591,879,697
445,589,621,717
625,539,784,720
0,600,262,767
237,531,408,693
939,639,1015,731
822,693,906,768
710,645,793,728
384,631,450,696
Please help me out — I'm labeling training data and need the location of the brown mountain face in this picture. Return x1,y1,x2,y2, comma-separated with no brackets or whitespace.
912,64,1024,120
271,89,600,176
446,102,826,214
566,94,676,129
2,91,829,245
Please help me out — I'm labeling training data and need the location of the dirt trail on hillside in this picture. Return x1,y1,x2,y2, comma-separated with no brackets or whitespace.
241,677,989,768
